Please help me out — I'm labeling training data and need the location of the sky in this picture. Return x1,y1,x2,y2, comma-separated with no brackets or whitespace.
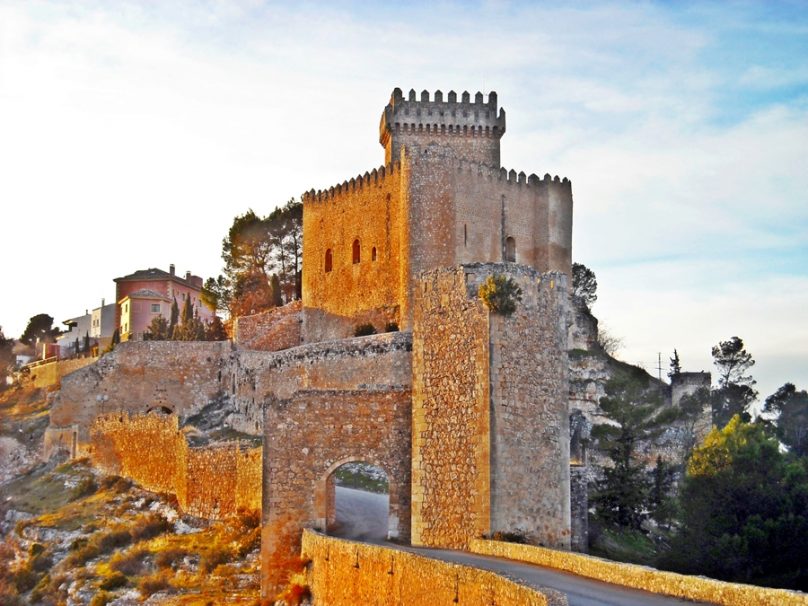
1,1,806,403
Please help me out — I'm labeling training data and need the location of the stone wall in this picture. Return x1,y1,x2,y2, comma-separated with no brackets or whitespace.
262,388,412,595
301,163,404,341
89,413,261,519
411,264,571,550
483,267,570,548
51,341,229,443
301,530,567,606
411,266,491,548
468,539,808,606
569,466,588,553
234,300,303,352
27,357,98,390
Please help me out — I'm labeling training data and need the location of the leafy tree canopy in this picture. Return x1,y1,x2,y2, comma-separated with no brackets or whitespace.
764,383,808,457
19,313,60,345
663,416,808,590
572,262,597,308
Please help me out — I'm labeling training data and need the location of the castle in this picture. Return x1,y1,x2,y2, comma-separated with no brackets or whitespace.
45,88,576,596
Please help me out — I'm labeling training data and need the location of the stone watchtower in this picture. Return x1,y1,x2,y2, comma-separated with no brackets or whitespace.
301,88,573,342
379,87,506,166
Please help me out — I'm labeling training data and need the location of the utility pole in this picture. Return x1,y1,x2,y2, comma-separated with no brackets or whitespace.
656,352,663,383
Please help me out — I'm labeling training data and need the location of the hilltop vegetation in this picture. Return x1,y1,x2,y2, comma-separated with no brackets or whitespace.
0,384,265,605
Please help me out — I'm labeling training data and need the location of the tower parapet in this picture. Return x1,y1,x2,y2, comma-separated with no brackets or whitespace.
380,88,506,166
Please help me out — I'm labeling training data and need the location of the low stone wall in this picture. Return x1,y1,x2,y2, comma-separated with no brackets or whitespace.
89,413,261,519
468,539,808,606
28,357,98,389
234,301,303,351
301,530,566,606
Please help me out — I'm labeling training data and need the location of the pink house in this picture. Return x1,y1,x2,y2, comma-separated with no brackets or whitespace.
114,264,214,341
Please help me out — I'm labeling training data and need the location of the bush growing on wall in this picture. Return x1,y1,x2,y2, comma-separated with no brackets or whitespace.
478,275,523,316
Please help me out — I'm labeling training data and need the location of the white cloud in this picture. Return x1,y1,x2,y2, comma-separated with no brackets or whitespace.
0,0,806,402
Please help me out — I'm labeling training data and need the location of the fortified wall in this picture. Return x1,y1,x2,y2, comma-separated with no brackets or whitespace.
412,265,570,550
301,88,572,341
90,413,261,518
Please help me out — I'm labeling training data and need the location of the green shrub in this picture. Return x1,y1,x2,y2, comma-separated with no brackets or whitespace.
200,544,233,574
130,514,170,542
99,572,128,591
71,476,98,499
478,274,523,316
13,564,39,594
109,547,148,576
138,571,172,598
354,323,376,337
154,547,189,570
89,590,115,606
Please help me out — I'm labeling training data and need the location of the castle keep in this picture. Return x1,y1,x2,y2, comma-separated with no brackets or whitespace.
45,88,575,596
302,87,572,340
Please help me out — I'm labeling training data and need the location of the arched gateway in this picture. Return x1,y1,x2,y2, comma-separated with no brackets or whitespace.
261,388,411,590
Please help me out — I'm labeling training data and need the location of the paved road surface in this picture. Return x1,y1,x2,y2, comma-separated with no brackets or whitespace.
333,487,712,606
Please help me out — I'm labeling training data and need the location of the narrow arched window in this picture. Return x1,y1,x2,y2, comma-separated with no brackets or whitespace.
325,249,333,273
352,239,361,264
505,236,516,262
372,247,377,261
464,224,468,247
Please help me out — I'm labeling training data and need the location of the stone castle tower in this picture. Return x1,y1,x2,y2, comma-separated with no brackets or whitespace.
301,87,573,342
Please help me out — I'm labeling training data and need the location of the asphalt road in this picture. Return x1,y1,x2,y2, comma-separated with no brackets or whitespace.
333,487,713,606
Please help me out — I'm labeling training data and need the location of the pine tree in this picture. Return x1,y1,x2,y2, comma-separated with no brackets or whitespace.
668,349,681,380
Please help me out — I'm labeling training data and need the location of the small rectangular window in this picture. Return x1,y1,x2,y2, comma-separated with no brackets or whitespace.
151,304,161,313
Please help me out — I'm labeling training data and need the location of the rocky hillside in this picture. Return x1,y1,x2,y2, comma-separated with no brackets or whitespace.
0,384,263,606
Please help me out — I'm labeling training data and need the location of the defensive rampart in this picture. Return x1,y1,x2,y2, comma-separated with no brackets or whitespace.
411,264,570,550
301,530,567,606
26,357,98,389
89,413,261,518
262,387,412,595
234,300,303,351
468,540,808,606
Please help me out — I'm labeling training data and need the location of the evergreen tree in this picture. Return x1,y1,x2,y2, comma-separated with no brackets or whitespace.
668,349,681,380
270,274,283,308
648,456,677,529
83,331,90,353
662,416,808,590
710,337,757,428
205,316,228,341
146,316,169,341
571,262,597,308
764,383,808,457
19,313,60,345
591,374,680,529
169,298,179,337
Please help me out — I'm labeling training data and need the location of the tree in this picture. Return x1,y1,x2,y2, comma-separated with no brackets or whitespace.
0,327,14,389
19,313,60,345
711,336,755,389
267,199,303,303
710,337,757,428
205,316,228,341
572,262,597,308
764,383,808,457
678,386,710,454
591,375,680,529
270,273,283,308
668,349,681,380
648,456,677,529
83,331,90,353
169,298,179,338
201,275,232,316
662,416,808,589
145,316,169,341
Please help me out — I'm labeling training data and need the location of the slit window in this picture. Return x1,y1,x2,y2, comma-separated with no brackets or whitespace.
325,249,333,273
505,236,516,262
352,239,361,264
372,247,377,261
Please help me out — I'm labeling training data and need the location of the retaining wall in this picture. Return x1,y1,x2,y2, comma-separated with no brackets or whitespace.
468,539,808,606
89,413,261,519
301,530,566,606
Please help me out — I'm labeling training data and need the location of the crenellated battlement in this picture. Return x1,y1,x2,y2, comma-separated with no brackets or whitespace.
408,145,571,191
301,161,401,204
380,87,506,166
